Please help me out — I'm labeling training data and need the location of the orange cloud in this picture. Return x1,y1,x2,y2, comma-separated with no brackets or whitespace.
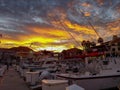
82,2,91,7
107,19,120,30
111,27,120,31
84,12,91,17
28,26,70,39
48,7,67,20
64,20,96,35
97,0,104,5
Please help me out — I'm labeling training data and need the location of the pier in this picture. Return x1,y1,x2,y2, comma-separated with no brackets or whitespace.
0,67,30,90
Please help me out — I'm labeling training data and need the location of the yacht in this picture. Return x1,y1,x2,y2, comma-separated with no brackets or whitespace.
56,56,120,90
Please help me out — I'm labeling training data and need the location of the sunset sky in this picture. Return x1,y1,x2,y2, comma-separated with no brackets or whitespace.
0,0,120,52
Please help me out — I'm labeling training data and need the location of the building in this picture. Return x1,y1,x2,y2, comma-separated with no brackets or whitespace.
104,35,120,56
60,48,83,60
60,35,120,60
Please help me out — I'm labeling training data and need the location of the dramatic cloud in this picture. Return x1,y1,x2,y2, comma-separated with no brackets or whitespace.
0,0,120,52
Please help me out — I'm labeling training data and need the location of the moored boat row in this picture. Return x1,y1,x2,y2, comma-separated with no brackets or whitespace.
14,55,120,90
0,64,7,77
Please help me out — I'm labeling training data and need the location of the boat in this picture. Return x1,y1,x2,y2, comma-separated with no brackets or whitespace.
0,64,7,77
15,35,120,90
55,56,120,90
16,57,57,86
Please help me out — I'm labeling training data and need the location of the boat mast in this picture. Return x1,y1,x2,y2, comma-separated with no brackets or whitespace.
79,9,101,38
52,16,82,48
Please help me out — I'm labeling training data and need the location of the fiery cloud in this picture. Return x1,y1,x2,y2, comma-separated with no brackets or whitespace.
0,0,120,52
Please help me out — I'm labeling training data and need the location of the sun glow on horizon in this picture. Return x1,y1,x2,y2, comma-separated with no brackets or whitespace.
34,46,68,52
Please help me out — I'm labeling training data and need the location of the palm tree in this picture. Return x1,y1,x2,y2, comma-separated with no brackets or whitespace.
86,40,91,48
91,41,96,47
98,37,104,45
81,40,92,53
81,40,87,50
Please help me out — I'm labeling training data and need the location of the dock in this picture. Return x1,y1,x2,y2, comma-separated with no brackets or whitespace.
0,67,30,90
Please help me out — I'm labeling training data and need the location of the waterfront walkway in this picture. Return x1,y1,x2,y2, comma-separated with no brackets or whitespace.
0,67,30,90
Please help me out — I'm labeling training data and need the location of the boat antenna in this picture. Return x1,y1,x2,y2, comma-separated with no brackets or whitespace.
79,9,101,38
79,9,110,54
52,16,82,48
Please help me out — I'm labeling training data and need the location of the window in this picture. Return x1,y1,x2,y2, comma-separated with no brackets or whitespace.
106,43,109,46
112,48,115,51
112,43,115,46
118,42,120,46
118,47,120,51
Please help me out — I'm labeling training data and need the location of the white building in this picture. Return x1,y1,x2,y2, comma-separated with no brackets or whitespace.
104,35,120,56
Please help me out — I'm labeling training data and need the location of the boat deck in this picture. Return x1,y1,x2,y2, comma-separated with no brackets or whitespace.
0,67,30,90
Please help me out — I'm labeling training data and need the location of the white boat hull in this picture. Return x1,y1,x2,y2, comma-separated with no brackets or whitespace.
56,74,120,90
75,77,120,90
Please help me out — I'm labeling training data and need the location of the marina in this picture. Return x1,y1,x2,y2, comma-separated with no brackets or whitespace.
0,56,120,90
1,35,120,90
0,0,120,90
